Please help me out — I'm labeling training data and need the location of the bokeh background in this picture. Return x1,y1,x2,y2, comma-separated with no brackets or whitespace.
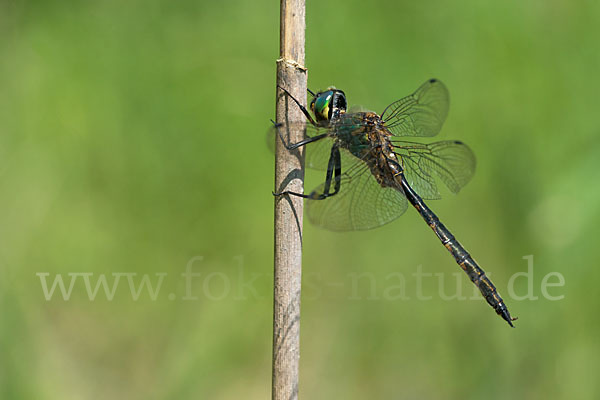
1,0,598,399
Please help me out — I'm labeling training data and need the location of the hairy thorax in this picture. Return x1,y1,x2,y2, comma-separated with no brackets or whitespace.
336,111,402,189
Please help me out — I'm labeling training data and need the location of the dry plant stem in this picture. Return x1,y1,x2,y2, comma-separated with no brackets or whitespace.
272,0,306,399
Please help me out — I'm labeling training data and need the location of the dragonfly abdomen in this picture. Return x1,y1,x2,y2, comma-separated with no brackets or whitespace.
399,176,516,327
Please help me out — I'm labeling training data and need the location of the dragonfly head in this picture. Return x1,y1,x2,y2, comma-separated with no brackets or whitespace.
310,87,347,123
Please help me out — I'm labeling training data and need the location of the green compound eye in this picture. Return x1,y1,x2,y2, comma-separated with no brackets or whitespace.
314,91,332,114
312,91,333,121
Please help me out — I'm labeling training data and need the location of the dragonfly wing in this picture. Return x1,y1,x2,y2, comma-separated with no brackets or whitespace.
304,135,340,170
380,79,449,137
392,140,476,200
306,155,408,231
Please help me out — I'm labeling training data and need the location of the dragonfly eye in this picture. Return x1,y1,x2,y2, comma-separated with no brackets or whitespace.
310,89,347,123
311,90,333,122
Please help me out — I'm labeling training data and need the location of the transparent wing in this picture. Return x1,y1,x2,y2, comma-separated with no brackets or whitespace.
306,154,408,231
392,140,476,200
380,79,449,137
305,135,341,171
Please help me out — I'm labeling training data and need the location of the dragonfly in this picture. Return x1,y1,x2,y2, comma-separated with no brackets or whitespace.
272,78,516,327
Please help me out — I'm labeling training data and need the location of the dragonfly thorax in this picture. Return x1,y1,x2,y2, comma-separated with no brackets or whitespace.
365,116,404,188
310,87,347,123
337,111,404,189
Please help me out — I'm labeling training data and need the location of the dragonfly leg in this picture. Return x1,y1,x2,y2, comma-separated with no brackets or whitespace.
278,130,328,151
274,145,342,200
317,145,341,199
277,85,317,126
274,86,328,150
273,190,313,199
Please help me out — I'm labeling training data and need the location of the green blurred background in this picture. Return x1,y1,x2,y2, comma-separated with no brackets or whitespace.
1,0,598,399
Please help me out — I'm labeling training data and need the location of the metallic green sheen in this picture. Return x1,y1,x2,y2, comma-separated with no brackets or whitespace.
314,91,333,114
334,114,370,158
